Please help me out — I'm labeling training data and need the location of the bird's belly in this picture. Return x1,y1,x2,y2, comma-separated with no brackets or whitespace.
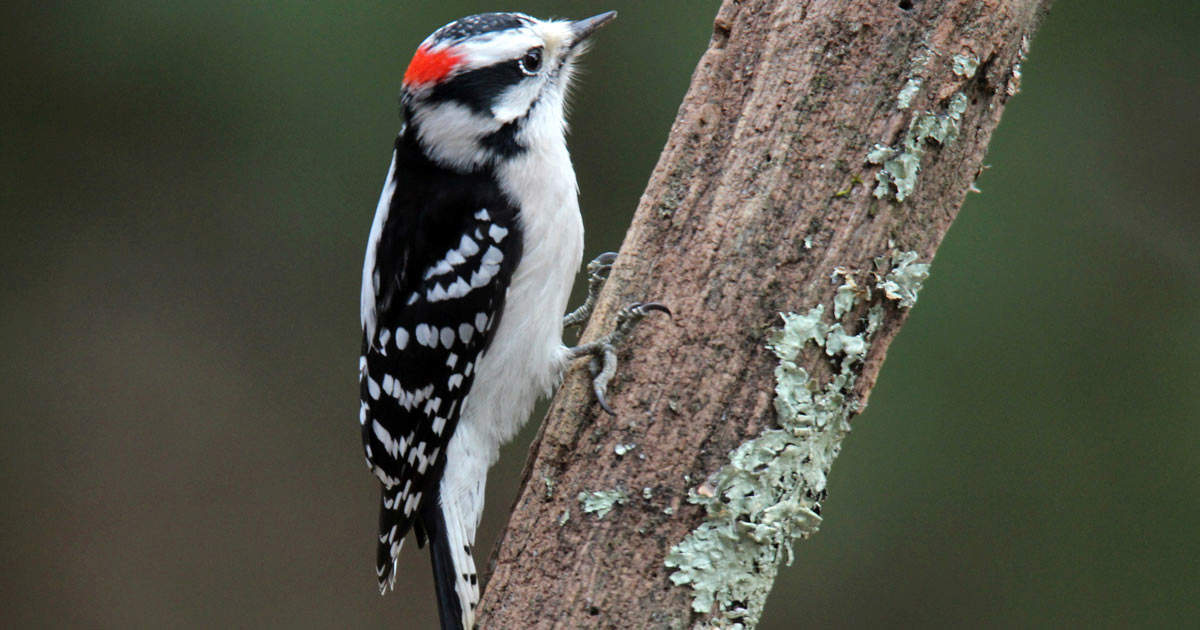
457,217,582,456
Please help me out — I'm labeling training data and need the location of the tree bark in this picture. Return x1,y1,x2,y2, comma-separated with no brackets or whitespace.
478,0,1049,627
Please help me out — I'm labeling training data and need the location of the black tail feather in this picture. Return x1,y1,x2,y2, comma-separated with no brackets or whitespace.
423,502,465,630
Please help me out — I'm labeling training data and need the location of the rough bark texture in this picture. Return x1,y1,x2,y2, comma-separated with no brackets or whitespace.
478,0,1049,627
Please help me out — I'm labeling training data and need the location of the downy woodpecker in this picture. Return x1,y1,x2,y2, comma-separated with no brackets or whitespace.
358,11,663,630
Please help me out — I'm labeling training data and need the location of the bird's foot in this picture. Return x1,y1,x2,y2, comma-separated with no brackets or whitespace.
566,301,670,415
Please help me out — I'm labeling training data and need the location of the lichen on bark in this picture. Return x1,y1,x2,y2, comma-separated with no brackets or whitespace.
868,91,969,201
665,253,929,628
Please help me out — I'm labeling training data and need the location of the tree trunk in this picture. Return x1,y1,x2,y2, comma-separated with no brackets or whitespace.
477,0,1050,627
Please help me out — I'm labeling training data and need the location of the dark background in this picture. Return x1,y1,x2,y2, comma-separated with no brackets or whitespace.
2,1,1196,627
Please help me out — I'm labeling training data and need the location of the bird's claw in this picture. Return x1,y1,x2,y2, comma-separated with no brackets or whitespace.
622,301,671,320
588,251,618,275
587,352,618,415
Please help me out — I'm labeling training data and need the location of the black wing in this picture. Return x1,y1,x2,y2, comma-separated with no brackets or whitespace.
360,135,521,589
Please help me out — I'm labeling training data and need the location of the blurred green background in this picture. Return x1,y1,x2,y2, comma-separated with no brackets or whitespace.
1,1,1195,628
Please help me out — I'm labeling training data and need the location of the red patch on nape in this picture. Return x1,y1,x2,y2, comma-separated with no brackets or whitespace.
403,45,462,87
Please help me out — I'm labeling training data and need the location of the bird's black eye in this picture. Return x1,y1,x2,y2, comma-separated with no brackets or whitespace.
518,47,543,75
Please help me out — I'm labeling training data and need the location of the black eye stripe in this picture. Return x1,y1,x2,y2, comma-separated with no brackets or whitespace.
426,62,524,115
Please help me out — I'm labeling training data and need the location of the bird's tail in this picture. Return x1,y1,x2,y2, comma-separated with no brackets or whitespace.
422,500,480,630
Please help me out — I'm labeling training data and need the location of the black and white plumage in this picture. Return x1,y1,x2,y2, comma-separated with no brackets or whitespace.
358,11,617,630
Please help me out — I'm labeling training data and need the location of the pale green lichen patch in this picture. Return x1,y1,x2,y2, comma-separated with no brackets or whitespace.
665,252,930,628
896,77,922,109
867,303,885,336
875,250,931,308
614,443,637,456
867,144,918,202
578,489,628,519
869,92,969,201
952,53,979,79
831,267,865,320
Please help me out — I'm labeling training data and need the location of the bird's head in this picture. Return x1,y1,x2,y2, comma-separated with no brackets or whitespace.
398,11,616,170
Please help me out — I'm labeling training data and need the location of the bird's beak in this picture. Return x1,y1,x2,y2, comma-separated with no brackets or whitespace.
569,11,617,47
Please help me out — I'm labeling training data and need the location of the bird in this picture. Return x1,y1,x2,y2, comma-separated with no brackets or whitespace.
357,11,664,629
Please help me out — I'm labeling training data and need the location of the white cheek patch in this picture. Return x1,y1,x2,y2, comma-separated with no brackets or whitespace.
492,78,544,123
413,102,501,169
